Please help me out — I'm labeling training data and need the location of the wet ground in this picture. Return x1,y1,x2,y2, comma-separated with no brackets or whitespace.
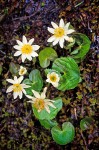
0,0,99,149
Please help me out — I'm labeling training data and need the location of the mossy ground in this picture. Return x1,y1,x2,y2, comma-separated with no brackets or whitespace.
0,0,98,149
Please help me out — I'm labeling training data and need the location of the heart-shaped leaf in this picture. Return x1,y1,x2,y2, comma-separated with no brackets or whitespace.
23,69,43,95
51,122,75,145
39,47,58,68
52,57,80,91
80,117,93,131
70,33,91,62
33,97,62,120
39,119,58,129
29,69,43,91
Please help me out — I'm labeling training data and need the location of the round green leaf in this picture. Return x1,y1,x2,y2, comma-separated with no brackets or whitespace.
39,47,58,68
9,62,19,75
80,117,93,131
51,122,75,145
39,119,58,130
29,69,43,91
71,33,91,62
52,57,80,91
33,98,62,120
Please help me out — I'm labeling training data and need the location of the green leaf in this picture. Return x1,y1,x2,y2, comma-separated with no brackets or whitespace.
39,119,58,129
65,39,75,50
51,122,75,145
52,57,80,91
29,69,43,91
39,47,58,68
71,33,91,62
33,97,62,120
9,62,19,75
22,79,33,96
80,117,93,131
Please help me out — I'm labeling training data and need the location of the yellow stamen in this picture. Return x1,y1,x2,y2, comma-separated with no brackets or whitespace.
50,75,57,82
20,69,25,75
54,27,65,38
13,83,22,92
33,99,45,111
21,44,33,54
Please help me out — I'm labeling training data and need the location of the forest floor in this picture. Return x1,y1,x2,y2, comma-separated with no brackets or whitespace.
0,0,99,150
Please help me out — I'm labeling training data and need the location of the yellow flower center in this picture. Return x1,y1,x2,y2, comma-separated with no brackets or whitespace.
50,75,57,82
54,27,65,38
33,99,45,111
21,44,33,54
20,69,25,75
13,83,22,92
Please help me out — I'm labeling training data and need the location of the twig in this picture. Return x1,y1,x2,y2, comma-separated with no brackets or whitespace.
80,130,88,150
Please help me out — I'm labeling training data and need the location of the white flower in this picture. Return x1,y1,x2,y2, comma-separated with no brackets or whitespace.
6,76,30,99
14,35,40,62
47,19,75,48
46,72,60,87
26,87,56,113
19,66,27,76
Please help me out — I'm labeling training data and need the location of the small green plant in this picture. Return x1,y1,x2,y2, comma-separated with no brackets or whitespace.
6,19,91,145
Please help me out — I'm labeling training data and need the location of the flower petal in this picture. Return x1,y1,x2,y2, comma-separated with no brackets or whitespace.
18,76,23,83
19,91,23,99
45,105,50,113
59,38,64,48
28,38,34,45
65,22,70,30
64,35,70,41
14,51,21,56
13,45,21,50
27,100,34,104
47,101,56,108
51,22,58,29
26,55,32,61
59,19,64,27
22,35,27,44
31,51,38,57
52,82,58,87
46,79,50,83
47,36,55,42
13,92,18,99
67,29,75,34
41,87,47,99
14,76,18,81
64,36,73,42
26,95,34,99
53,39,59,46
32,90,40,99
48,27,54,34
6,79,14,84
33,45,40,51
16,40,23,46
21,84,30,88
22,89,26,95
6,85,13,93
21,54,26,62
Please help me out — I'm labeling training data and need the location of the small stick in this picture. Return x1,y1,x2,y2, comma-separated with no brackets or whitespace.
80,130,88,150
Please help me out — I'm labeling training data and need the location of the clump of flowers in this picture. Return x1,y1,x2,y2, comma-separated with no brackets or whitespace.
26,87,56,113
6,18,91,145
47,19,75,48
6,76,29,99
14,35,40,62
